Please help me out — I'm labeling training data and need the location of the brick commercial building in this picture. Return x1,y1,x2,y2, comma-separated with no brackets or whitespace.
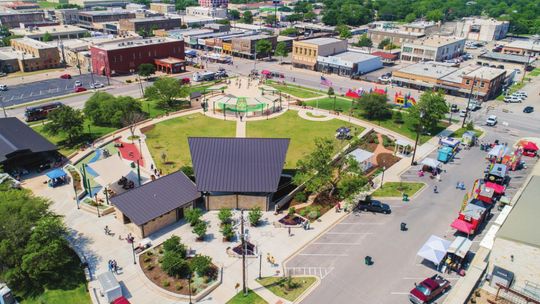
9,37,61,71
76,10,136,29
119,16,182,35
189,137,289,211
10,25,89,41
292,37,348,70
231,34,277,59
90,37,185,76
0,11,45,28
400,36,465,63
149,3,176,14
198,0,228,8
393,61,506,101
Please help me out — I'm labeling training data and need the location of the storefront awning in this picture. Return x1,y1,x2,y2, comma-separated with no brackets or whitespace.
451,218,475,234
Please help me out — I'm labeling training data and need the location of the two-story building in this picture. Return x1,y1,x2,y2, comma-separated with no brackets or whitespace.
292,37,347,70
231,34,277,59
400,36,465,63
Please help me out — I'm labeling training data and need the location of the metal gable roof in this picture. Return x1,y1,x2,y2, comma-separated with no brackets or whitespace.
110,171,200,226
0,117,57,162
188,137,289,193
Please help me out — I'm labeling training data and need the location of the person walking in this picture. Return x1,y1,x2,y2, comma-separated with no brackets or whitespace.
434,185,438,193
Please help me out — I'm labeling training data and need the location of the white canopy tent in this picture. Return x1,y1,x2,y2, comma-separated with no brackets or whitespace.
421,157,442,169
417,235,451,265
447,236,472,259
87,155,142,189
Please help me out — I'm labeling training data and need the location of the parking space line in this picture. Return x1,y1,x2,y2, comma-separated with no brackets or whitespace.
312,242,364,245
298,253,349,257
390,292,409,295
326,232,373,235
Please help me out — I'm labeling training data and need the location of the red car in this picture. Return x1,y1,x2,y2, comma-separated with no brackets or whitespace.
60,74,72,79
181,77,190,85
409,275,450,304
74,87,87,92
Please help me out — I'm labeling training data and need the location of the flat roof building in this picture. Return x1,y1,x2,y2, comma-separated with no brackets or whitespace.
10,25,88,41
0,11,45,28
455,17,509,42
9,37,61,72
69,0,128,8
185,6,227,18
90,37,185,76
149,3,175,14
317,51,382,77
401,36,466,63
76,10,136,29
119,16,182,34
292,37,348,70
231,34,277,59
501,40,540,57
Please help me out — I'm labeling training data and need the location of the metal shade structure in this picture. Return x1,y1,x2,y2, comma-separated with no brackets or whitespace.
417,235,451,265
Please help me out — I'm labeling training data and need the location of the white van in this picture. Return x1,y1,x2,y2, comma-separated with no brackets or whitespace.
486,115,497,126
0,84,7,91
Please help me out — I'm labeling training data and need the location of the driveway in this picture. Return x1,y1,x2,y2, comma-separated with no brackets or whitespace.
286,127,537,304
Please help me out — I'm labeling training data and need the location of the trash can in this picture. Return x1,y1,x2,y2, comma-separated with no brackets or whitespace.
400,222,407,231
402,194,409,202
364,256,372,265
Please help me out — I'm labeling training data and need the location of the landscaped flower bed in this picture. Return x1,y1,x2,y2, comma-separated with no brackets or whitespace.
231,241,257,256
140,236,218,295
278,214,306,226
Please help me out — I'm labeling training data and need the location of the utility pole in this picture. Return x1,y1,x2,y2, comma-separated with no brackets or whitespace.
241,209,247,296
521,53,533,84
462,76,476,128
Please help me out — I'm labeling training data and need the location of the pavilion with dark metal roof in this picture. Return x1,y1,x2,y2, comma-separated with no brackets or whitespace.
111,171,200,238
0,117,58,171
188,137,289,211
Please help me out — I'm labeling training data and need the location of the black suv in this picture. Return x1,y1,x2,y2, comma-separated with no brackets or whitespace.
357,199,391,214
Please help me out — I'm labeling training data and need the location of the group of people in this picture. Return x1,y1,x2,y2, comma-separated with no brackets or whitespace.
108,259,119,274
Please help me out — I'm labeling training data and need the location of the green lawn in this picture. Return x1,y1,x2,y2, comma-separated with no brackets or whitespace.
451,127,484,138
496,81,526,101
226,289,268,304
33,119,116,156
21,284,90,304
371,182,425,197
374,118,448,144
37,1,58,8
305,97,354,112
144,113,235,173
256,277,317,302
247,111,359,168
528,68,540,77
267,82,323,99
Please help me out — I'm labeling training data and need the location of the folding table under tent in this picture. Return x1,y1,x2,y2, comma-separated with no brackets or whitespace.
417,235,451,267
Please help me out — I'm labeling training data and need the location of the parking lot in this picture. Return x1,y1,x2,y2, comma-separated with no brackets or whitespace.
286,128,536,304
0,73,109,107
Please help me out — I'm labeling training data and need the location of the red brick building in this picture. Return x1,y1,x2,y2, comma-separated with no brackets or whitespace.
90,37,185,76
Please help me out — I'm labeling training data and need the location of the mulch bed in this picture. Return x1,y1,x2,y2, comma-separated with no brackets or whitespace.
308,191,340,215
376,153,401,168
232,241,256,256
278,214,306,226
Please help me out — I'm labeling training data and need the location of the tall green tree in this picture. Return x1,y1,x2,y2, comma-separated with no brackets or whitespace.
137,63,156,79
144,77,189,108
229,9,240,20
42,32,53,42
84,92,143,128
265,15,277,26
360,93,392,121
242,11,253,24
293,137,334,195
44,106,84,144
336,24,352,39
355,34,373,48
255,39,273,59
378,38,391,50
408,90,449,132
274,41,289,63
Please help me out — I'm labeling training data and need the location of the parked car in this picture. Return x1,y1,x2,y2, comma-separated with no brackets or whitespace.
504,95,522,103
356,199,391,214
0,84,7,91
459,109,467,117
486,115,497,126
74,87,87,92
450,104,459,113
60,74,72,79
0,72,7,77
74,80,82,87
90,82,104,89
181,77,190,85
409,275,450,304
514,91,528,98
510,94,525,102
523,106,534,113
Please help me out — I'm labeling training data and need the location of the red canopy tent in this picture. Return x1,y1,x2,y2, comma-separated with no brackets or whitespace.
522,141,539,157
112,297,131,304
451,219,475,235
345,89,361,98
261,70,271,75
485,182,505,194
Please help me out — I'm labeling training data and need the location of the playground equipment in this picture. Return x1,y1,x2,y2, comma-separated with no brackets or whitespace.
345,88,365,99
393,92,417,108
372,86,387,95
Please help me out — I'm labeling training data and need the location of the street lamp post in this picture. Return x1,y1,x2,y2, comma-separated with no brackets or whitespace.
131,240,136,265
241,209,247,296
462,76,476,128
188,273,193,304
138,138,143,160
410,110,425,166
258,252,262,279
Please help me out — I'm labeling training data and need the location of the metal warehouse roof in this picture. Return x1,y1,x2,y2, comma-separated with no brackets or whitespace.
188,137,289,193
0,117,57,162
110,171,200,226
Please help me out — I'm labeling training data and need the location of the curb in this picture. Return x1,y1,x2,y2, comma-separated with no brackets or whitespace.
293,275,320,304
6,87,113,110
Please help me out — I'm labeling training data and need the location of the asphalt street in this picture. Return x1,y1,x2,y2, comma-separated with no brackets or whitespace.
0,73,109,107
286,126,538,304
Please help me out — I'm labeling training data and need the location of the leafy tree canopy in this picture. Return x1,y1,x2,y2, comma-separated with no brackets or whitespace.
143,77,189,109
408,90,449,132
44,106,84,144
84,92,144,128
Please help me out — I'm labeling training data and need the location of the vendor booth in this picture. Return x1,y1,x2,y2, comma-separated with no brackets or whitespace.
420,158,442,175
487,145,510,163
417,235,451,270
438,146,454,163
485,163,508,185
462,131,477,147
46,168,68,187
444,236,472,274
521,141,538,157
451,199,490,235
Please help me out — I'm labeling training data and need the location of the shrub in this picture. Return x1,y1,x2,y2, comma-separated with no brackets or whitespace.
185,208,203,226
189,255,213,277
146,251,153,256
162,235,187,257
126,79,132,83
180,165,194,177
393,111,404,124
146,264,154,271
288,207,296,216
248,207,263,226
175,283,183,291
221,223,234,241
466,121,474,131
161,251,190,278
298,208,307,217
218,208,233,225
143,257,152,263
193,221,207,240
294,191,308,202
162,280,170,287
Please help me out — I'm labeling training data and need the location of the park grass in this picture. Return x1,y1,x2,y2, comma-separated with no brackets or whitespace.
371,182,425,197
226,289,268,304
528,68,540,77
256,276,317,302
33,119,116,156
496,81,526,101
37,1,57,8
21,284,90,304
305,97,354,112
144,113,235,173
246,111,360,168
451,127,484,138
267,82,323,99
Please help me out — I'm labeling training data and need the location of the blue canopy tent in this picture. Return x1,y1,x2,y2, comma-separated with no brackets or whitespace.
46,168,68,187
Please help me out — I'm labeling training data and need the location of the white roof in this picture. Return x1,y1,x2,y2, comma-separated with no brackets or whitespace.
88,155,137,186
421,157,441,168
479,225,499,250
97,272,120,293
349,148,374,163
417,235,451,265
396,139,412,146
447,236,472,258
